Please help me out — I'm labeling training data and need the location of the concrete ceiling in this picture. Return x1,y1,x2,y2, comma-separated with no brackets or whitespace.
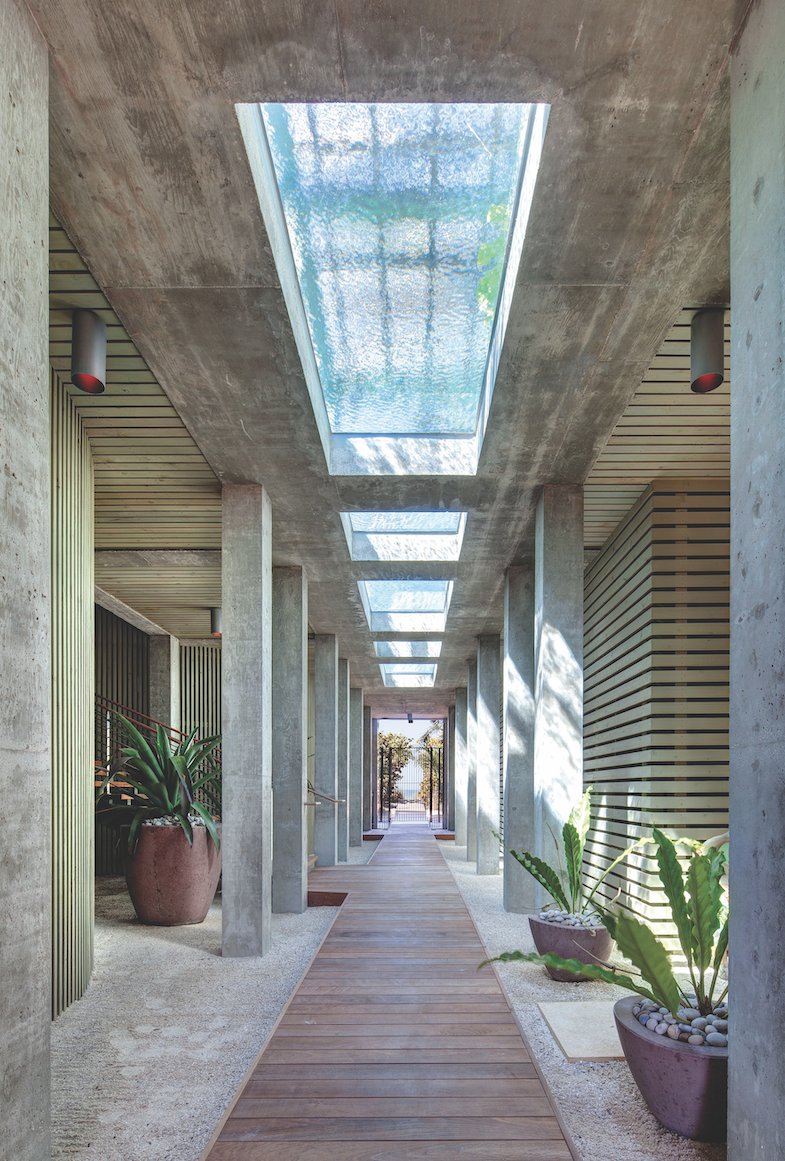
33,0,743,713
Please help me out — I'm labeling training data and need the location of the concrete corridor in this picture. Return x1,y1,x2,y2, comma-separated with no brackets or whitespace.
203,824,574,1160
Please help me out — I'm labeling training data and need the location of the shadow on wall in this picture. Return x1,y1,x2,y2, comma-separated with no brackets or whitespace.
535,622,582,869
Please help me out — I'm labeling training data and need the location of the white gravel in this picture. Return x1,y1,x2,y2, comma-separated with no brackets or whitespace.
442,843,727,1161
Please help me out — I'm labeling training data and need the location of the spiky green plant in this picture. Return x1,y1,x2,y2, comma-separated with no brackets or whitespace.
484,828,729,1018
509,786,646,915
96,713,222,854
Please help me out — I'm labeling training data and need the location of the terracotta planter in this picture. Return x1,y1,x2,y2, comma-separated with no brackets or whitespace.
614,996,727,1141
528,914,614,982
125,823,222,926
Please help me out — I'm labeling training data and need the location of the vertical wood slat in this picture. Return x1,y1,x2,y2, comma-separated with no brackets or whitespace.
179,641,222,740
583,481,729,950
51,368,95,1017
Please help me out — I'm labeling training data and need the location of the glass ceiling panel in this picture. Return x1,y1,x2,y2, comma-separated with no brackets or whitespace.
375,641,442,658
380,663,437,688
342,511,466,561
260,102,535,436
358,580,453,633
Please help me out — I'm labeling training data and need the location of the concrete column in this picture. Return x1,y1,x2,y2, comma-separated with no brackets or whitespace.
454,687,468,845
222,484,272,958
503,566,536,911
349,689,364,846
271,566,308,914
730,6,785,1155
371,716,379,827
476,635,501,874
534,485,583,882
362,705,372,831
337,657,350,862
148,633,180,730
447,706,456,831
0,4,50,1156
313,634,338,866
466,660,478,861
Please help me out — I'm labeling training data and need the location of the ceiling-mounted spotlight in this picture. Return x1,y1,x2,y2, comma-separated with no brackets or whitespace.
407,712,413,724
71,309,107,394
210,607,222,638
690,308,725,394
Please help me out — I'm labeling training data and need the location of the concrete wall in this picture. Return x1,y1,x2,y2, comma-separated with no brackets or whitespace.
148,634,180,730
0,3,51,1155
729,4,785,1154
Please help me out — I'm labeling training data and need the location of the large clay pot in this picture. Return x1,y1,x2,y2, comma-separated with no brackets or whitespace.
125,823,222,925
528,914,614,982
614,996,727,1141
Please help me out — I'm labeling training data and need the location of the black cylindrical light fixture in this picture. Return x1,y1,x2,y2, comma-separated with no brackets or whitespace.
210,607,222,638
690,308,725,394
71,309,107,394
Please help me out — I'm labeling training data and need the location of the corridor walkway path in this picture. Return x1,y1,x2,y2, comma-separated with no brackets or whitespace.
203,823,574,1160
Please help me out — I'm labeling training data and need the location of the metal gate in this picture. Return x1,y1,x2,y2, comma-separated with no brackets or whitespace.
376,743,444,830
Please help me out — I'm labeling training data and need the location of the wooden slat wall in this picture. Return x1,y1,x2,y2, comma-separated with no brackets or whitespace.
583,480,729,948
180,642,222,740
51,369,95,1016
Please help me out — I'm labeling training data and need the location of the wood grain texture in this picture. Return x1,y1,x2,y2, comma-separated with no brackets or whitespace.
202,824,574,1160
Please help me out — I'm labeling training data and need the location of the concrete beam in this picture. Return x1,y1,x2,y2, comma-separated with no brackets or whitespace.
476,635,501,875
729,5,785,1155
0,4,50,1155
313,634,338,867
221,485,272,957
466,659,478,862
94,587,169,636
503,566,536,912
148,634,180,731
271,566,308,914
349,688,364,846
533,486,584,895
454,688,468,845
337,658,350,863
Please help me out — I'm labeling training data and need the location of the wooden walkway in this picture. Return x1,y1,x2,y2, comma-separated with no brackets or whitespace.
204,823,574,1161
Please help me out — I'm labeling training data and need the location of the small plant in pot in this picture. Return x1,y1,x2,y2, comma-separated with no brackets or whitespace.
96,714,222,926
485,828,729,1141
509,787,645,981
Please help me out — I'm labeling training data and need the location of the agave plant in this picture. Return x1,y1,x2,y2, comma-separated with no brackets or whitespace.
510,786,645,916
96,713,222,854
486,827,729,1018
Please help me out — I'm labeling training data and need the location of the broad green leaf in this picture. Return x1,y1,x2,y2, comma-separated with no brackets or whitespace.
652,828,694,966
562,822,583,911
116,714,164,783
687,853,723,974
509,848,569,911
585,836,648,907
127,812,144,854
177,814,194,846
712,915,729,973
190,801,221,852
568,787,592,847
478,950,656,1002
613,911,681,1015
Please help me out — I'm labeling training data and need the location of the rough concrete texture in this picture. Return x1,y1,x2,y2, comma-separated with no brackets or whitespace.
348,687,364,846
313,634,338,866
453,687,468,845
465,661,478,860
503,566,537,912
221,485,273,956
362,704,372,831
534,486,584,900
336,658,350,862
729,2,785,1156
51,880,336,1161
475,634,501,874
446,704,456,831
0,4,51,1159
271,566,308,913
443,845,726,1161
147,633,180,730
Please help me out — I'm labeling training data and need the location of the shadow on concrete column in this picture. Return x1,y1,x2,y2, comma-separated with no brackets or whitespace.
221,484,272,957
466,660,478,861
271,566,307,914
349,689,364,846
337,658,349,862
503,566,536,912
148,633,180,731
476,635,501,874
454,688,468,844
362,705,372,831
313,635,338,866
447,705,456,831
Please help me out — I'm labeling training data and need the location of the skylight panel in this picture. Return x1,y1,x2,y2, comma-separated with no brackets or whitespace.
374,641,442,658
380,663,437,688
240,100,549,473
342,511,466,561
358,579,453,633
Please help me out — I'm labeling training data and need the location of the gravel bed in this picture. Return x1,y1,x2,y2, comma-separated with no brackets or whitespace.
345,839,380,863
51,878,337,1161
442,844,727,1161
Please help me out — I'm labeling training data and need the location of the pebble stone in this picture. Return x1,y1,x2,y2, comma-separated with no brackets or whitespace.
631,998,729,1050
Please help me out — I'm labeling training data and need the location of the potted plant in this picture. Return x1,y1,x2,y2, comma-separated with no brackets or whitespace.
96,714,222,926
485,828,729,1141
509,787,645,980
